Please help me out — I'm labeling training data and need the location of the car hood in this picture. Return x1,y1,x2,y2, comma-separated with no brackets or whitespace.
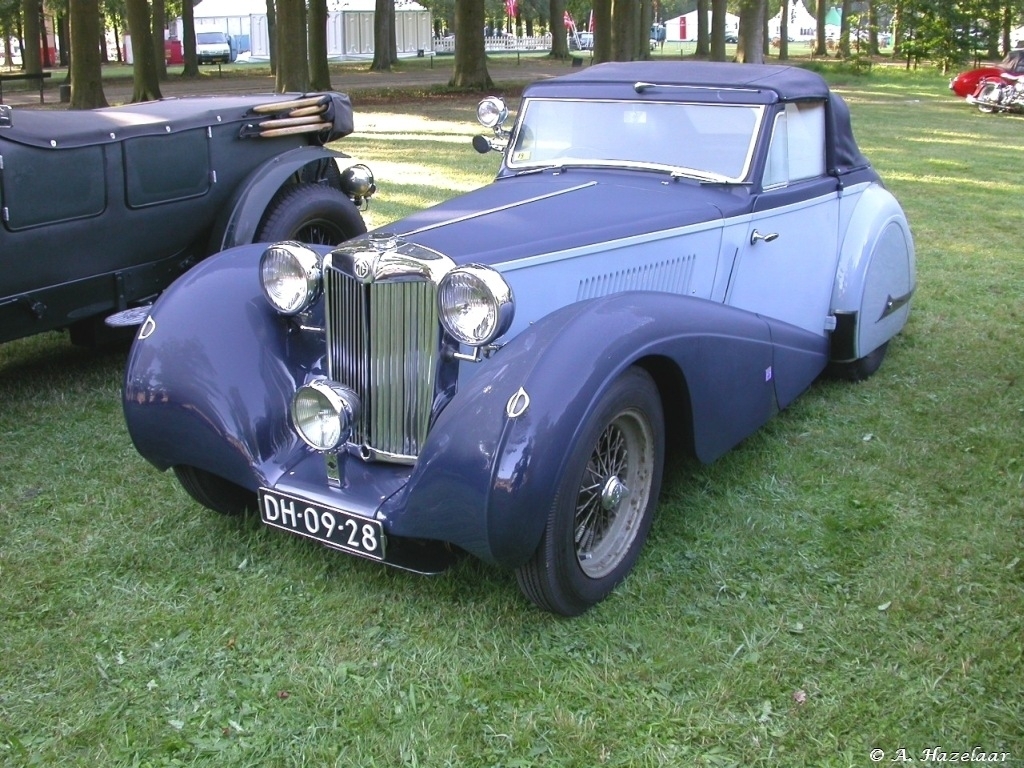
385,170,748,267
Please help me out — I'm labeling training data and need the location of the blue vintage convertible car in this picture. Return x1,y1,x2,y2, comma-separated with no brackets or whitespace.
122,62,915,615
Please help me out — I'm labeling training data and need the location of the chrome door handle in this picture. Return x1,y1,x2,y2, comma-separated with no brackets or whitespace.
750,230,779,244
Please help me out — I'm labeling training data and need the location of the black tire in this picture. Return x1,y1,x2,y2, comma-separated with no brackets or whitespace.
827,341,889,382
256,183,366,246
515,367,665,616
174,465,256,516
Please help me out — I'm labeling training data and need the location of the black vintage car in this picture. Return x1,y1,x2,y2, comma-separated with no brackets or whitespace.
0,92,374,345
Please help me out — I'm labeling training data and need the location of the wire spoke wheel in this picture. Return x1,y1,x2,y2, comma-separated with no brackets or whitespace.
291,217,348,245
574,408,655,579
515,366,665,616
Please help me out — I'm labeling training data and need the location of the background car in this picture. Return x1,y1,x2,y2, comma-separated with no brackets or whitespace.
950,48,1024,96
569,31,593,50
121,62,915,616
0,92,374,346
195,31,235,64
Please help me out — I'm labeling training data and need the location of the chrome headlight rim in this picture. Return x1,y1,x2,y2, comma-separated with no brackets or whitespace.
438,265,515,347
260,242,322,316
290,378,361,452
476,96,509,129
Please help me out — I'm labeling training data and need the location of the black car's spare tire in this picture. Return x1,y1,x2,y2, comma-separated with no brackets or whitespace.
256,183,366,245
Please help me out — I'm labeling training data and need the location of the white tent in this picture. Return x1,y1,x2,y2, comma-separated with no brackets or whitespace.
173,0,433,60
663,10,739,43
768,0,818,42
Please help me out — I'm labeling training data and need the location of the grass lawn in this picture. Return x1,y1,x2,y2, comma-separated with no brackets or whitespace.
1,64,1022,767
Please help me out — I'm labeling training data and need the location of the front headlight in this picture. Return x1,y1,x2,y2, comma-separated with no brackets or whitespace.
476,97,508,129
260,242,322,315
340,163,376,202
291,378,361,451
438,265,514,347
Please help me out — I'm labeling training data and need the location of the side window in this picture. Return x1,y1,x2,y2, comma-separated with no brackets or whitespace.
1,146,106,230
762,101,825,189
123,129,211,208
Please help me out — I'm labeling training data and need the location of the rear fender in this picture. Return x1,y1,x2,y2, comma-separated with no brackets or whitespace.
830,183,916,362
385,292,780,568
207,146,348,251
122,243,330,490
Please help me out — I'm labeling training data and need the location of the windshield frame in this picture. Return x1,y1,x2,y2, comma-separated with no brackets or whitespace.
505,96,766,183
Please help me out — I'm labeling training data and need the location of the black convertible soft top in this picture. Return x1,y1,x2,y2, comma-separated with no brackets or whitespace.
525,61,870,176
531,61,831,100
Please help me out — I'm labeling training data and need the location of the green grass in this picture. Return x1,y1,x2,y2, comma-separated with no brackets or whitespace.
1,66,1022,767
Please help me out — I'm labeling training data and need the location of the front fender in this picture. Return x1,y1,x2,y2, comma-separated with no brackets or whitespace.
123,243,328,490
384,292,778,569
207,145,348,251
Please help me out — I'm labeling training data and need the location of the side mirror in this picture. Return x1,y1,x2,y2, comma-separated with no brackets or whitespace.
472,135,493,154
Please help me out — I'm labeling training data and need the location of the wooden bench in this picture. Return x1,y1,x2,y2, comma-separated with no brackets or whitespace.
0,71,52,104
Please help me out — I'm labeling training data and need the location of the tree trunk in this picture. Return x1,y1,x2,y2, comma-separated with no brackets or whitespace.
267,0,277,77
778,0,788,60
308,0,331,87
696,0,709,57
735,0,765,63
69,0,108,108
389,0,398,65
275,0,308,92
611,0,638,61
21,0,41,75
181,0,198,77
814,0,827,55
449,0,492,89
710,0,727,61
592,0,612,63
837,0,851,57
868,0,880,56
370,0,391,72
638,0,653,60
57,13,69,66
151,0,167,79
125,0,162,101
548,0,569,60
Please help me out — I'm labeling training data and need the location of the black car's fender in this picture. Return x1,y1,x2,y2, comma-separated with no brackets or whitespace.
207,145,350,251
384,292,812,569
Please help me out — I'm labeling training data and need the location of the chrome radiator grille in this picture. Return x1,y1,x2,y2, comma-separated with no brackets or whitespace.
324,266,440,462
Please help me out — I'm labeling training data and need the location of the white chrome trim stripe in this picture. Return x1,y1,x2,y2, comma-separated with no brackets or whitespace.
400,182,598,237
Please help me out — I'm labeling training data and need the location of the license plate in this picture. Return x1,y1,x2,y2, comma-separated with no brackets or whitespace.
259,488,385,561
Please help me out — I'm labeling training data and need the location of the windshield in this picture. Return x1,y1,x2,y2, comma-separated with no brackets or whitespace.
507,98,764,181
197,32,228,44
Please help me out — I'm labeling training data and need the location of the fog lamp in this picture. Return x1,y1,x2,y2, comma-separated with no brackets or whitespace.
291,378,361,451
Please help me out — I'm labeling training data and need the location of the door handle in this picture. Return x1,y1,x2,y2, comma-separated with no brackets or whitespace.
750,230,779,245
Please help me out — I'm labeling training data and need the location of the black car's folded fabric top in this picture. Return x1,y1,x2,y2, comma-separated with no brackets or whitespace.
0,92,354,149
